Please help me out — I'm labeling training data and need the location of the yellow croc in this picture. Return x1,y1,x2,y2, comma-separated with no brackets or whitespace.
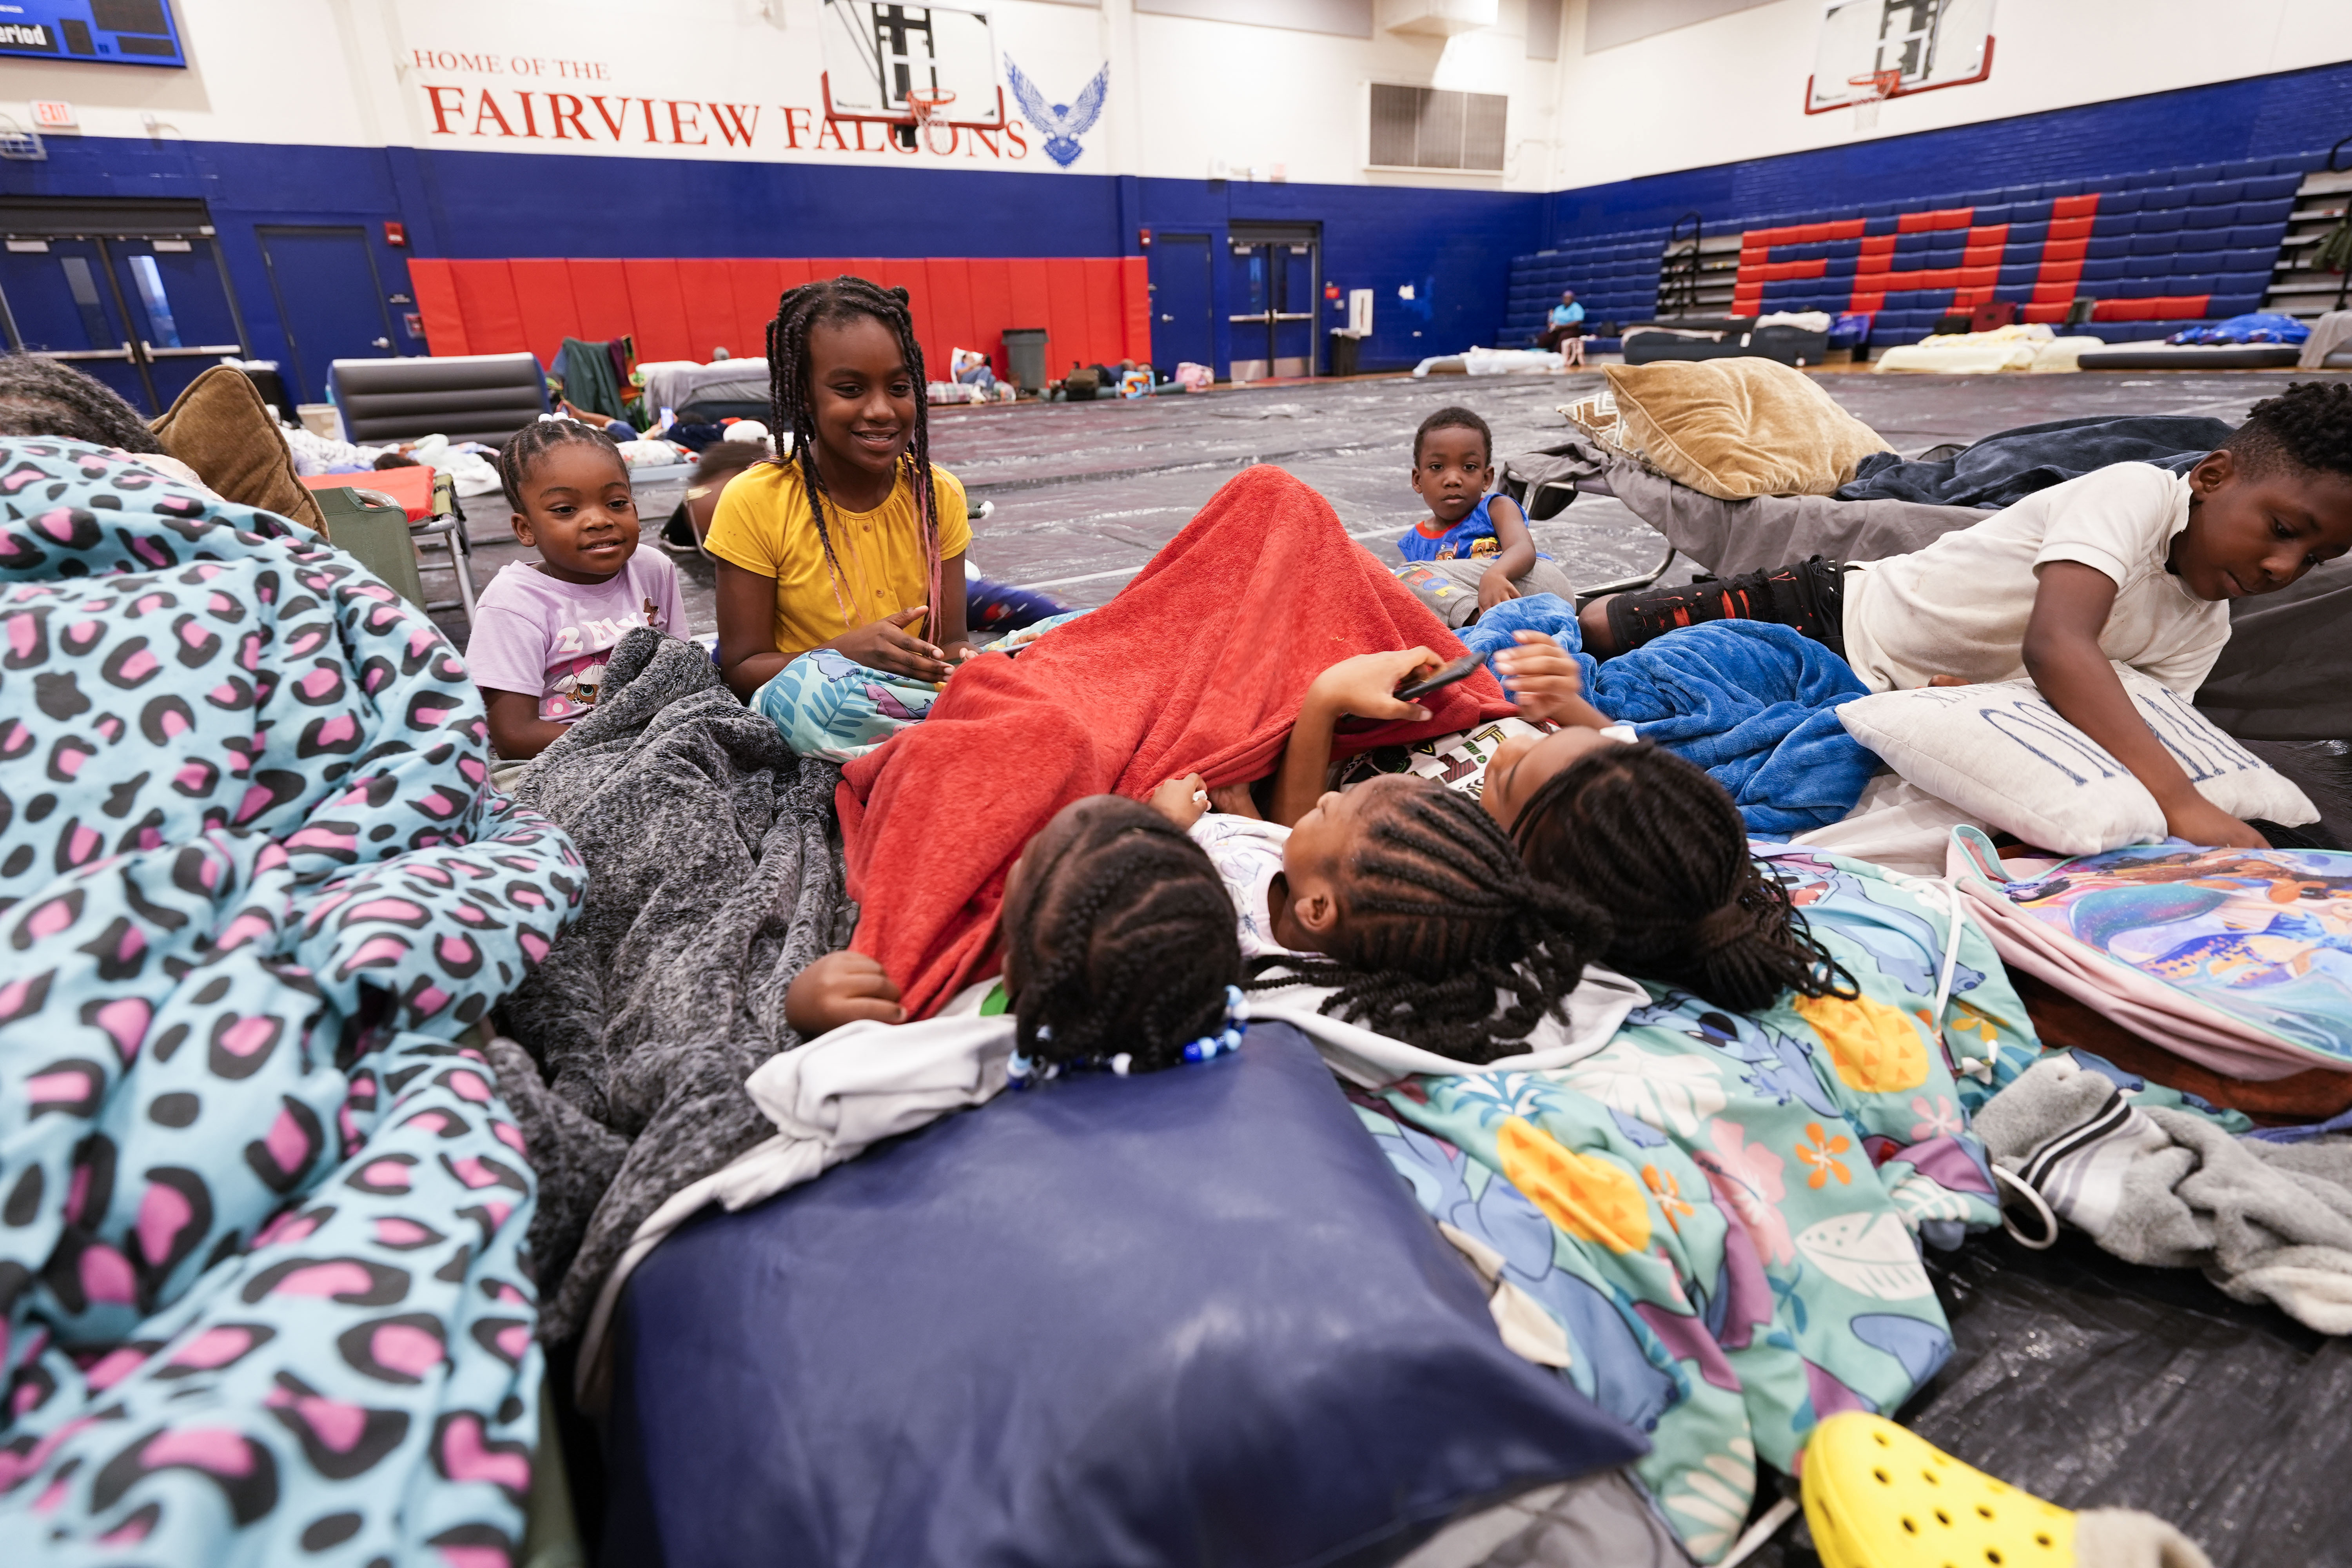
1802,1412,2074,1568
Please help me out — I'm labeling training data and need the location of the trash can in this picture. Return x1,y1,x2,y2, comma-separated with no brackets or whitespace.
1327,330,1361,377
1002,328,1049,394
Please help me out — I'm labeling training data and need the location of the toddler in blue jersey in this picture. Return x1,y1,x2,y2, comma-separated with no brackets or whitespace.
1393,405,1577,627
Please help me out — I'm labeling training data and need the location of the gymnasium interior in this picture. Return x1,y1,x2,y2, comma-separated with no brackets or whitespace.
5,4,2352,1566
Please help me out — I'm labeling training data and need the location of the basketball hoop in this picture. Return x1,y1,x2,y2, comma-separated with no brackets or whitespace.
1847,67,1902,128
1849,68,1904,102
907,87,958,153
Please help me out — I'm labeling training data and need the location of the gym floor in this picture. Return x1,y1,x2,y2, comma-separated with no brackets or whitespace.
436,367,2347,654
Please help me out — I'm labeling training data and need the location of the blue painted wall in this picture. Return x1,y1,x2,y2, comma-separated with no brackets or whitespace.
3,58,2345,386
1543,58,2352,242
1,134,425,385
0,132,1536,375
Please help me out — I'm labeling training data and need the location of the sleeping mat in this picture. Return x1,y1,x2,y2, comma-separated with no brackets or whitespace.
0,441,583,1563
1738,1226,2352,1568
838,463,1515,1017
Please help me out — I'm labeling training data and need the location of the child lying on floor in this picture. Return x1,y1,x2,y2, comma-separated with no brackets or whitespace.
1147,642,1615,1063
1514,739,1855,1015
784,795,1247,1076
1396,407,1578,625
467,418,688,766
1579,381,2352,849
1154,638,1851,1039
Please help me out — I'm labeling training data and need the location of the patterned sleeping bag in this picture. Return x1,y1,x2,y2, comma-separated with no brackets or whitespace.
1352,849,2045,1564
0,441,583,1564
1953,831,2352,1080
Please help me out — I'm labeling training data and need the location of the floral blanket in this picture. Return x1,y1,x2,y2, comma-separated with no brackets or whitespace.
1352,849,2040,1563
0,441,582,1564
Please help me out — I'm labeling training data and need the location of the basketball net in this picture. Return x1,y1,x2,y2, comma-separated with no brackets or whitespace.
907,87,958,154
1849,68,1902,130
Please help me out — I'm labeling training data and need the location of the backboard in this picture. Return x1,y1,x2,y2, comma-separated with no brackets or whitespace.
1804,0,1994,115
820,0,1005,129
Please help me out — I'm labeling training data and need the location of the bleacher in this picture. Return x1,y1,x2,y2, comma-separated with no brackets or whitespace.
1500,229,1669,350
1504,152,2330,354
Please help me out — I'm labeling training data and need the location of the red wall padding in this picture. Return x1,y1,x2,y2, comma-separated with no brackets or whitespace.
408,256,1151,391
407,260,468,356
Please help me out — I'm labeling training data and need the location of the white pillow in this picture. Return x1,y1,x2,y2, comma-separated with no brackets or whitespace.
1835,666,2318,855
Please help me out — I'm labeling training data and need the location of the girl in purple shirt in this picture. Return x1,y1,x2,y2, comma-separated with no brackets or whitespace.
465,419,689,761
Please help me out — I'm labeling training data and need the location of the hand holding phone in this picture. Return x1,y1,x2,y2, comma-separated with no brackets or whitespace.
1394,651,1486,702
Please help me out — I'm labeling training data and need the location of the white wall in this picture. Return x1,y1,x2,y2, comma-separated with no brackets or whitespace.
0,0,2344,191
1547,0,2352,189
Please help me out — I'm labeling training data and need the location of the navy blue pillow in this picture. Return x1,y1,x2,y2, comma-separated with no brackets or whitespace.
606,1024,1644,1567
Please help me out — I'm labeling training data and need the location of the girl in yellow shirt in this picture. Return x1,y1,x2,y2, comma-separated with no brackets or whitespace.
706,276,975,755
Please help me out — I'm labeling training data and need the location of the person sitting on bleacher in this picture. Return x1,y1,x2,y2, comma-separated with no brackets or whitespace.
1537,290,1586,364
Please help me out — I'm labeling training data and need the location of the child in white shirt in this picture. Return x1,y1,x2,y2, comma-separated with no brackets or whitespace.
1579,383,2352,848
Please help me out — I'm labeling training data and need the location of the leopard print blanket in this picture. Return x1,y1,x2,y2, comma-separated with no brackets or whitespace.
0,440,582,1564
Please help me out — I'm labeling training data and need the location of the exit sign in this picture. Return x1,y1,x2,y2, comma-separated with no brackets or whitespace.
31,101,76,128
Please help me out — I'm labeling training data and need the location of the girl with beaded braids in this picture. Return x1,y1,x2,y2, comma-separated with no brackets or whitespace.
706,276,976,755
785,796,1247,1078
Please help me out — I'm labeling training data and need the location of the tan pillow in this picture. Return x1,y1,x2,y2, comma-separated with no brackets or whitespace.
149,366,326,530
1603,358,1890,500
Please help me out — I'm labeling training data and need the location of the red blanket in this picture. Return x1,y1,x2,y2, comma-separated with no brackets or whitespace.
838,464,1517,1017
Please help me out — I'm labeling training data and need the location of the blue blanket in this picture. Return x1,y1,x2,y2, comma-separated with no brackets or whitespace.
0,441,583,1563
1463,599,1875,835
1833,416,2231,509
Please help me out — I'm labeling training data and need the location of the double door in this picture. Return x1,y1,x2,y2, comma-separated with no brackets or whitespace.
1227,225,1321,380
0,232,246,414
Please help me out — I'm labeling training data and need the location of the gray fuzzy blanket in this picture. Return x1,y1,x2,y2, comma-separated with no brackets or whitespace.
485,629,846,1341
1976,1054,2352,1335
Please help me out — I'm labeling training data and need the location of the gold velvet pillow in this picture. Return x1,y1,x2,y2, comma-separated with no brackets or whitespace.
1603,358,1891,500
149,366,325,530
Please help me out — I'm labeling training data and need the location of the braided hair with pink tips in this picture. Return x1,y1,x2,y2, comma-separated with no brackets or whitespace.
762,275,943,635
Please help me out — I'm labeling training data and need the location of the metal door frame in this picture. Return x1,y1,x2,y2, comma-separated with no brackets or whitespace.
254,223,398,405
1227,221,1323,377
108,236,251,399
0,200,249,413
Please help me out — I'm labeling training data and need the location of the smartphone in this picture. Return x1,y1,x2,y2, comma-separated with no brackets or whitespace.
1394,651,1485,702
